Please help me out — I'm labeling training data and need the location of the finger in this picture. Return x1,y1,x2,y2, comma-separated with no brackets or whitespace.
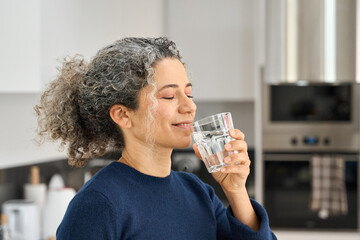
192,143,202,160
229,129,245,140
224,140,248,153
220,164,250,176
224,152,250,166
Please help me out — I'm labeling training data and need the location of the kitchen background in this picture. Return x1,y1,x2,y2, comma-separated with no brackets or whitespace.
0,0,359,240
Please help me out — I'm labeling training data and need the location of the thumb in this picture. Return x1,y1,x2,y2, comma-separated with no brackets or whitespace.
192,143,202,160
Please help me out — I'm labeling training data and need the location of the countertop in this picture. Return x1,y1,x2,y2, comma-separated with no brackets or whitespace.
274,230,360,240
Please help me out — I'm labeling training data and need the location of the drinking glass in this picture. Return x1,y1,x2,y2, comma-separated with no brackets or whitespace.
191,112,236,173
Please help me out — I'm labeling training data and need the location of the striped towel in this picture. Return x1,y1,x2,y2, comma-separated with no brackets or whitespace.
310,154,348,219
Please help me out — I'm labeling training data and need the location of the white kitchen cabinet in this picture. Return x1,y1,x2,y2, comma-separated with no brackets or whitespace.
166,0,255,101
0,0,41,92
40,0,164,90
0,0,164,93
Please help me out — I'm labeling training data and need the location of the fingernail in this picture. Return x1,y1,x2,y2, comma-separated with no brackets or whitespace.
224,157,231,163
230,130,236,135
221,168,226,173
225,143,231,150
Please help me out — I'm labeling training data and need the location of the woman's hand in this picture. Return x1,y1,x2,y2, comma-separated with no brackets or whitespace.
193,129,251,194
193,129,259,231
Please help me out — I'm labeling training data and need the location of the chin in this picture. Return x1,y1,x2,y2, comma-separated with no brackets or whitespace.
174,140,192,149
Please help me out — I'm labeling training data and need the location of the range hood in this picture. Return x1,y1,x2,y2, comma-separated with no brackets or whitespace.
265,0,359,84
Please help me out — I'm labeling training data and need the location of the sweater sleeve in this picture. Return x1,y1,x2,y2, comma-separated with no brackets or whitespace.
225,199,278,239
204,184,277,240
56,188,119,240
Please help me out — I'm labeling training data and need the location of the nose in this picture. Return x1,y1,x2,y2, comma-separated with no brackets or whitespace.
179,94,197,114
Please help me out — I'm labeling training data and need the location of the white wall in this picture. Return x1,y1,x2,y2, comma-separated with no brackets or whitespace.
166,0,256,101
0,93,66,168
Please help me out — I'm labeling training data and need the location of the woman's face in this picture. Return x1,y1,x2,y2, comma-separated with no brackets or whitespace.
130,58,197,149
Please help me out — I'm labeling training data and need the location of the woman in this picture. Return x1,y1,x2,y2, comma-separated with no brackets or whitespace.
35,37,277,239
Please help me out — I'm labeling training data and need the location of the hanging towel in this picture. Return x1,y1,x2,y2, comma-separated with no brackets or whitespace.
310,154,348,219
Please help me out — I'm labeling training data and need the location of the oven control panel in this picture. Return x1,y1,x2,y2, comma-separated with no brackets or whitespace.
302,136,319,145
263,132,359,151
291,136,331,146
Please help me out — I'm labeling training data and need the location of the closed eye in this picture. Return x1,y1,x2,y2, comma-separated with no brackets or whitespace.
162,95,193,100
162,97,175,100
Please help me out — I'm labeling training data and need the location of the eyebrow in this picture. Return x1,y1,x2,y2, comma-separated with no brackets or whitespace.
158,83,192,91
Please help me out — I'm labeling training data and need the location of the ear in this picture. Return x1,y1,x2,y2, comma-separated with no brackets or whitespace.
109,104,133,129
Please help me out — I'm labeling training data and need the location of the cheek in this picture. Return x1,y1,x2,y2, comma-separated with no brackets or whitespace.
156,104,174,124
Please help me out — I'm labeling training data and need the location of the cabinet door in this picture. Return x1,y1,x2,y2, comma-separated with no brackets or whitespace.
0,0,41,92
0,0,164,93
166,0,255,101
40,0,164,90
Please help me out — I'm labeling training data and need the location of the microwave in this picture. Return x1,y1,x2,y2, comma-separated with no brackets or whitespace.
262,83,360,152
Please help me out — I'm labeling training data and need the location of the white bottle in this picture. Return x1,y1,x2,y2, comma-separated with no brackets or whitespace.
24,166,47,208
24,166,46,239
0,214,11,240
43,174,75,239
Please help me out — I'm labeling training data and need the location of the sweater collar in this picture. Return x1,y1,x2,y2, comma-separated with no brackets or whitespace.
110,161,173,184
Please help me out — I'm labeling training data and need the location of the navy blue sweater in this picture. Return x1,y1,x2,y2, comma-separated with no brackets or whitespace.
57,162,277,239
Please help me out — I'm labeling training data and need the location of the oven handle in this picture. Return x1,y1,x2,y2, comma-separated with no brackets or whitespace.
263,152,359,161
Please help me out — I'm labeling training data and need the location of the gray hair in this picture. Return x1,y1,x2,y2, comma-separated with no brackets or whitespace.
35,37,183,167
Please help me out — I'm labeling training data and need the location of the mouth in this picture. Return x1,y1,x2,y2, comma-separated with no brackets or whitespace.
172,121,193,131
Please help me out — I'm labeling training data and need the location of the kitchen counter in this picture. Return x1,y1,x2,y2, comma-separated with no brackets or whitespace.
274,230,360,240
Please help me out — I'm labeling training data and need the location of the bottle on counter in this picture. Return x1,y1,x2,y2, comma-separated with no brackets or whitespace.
0,214,11,240
24,166,46,239
43,174,75,239
24,166,47,208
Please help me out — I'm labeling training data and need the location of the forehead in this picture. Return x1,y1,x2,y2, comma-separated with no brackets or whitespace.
152,58,189,87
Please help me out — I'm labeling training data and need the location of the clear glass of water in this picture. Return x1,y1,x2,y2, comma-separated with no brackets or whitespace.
191,112,235,173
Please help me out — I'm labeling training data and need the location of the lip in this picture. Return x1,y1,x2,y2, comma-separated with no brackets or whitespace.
172,121,194,130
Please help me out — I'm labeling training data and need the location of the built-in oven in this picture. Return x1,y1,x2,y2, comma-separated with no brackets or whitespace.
262,83,360,231
264,152,358,230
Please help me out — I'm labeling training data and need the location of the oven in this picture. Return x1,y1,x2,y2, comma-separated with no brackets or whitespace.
264,152,358,230
262,83,360,230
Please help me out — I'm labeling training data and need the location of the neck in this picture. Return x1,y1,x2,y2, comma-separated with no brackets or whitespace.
119,142,173,178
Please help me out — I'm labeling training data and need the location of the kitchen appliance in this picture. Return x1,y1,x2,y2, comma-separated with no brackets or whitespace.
262,83,360,230
2,200,40,240
263,83,360,149
265,0,358,84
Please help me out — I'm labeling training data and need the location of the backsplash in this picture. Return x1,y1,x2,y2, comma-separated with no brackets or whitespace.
0,159,81,208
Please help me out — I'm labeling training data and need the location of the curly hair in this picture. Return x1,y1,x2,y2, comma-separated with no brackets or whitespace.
35,37,183,167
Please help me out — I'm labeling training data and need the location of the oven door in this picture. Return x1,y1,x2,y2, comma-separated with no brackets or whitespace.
264,152,359,230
